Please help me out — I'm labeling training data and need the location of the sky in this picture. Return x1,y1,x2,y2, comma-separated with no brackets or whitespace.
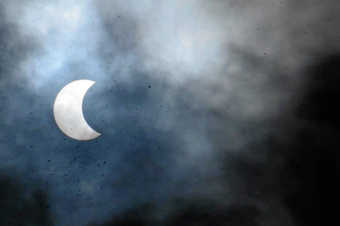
0,0,340,225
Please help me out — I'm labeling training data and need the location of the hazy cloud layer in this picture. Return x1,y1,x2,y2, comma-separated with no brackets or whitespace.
1,0,340,225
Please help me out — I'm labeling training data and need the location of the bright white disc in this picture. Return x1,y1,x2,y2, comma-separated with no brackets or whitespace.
53,80,101,141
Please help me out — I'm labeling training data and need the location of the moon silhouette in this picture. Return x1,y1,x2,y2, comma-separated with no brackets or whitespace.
53,80,101,141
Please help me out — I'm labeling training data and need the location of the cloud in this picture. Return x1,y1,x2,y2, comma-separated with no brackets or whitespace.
1,0,340,225
87,0,340,225
0,171,53,226
88,52,340,226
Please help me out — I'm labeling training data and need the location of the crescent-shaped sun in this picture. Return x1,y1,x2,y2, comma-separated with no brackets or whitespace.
53,80,101,141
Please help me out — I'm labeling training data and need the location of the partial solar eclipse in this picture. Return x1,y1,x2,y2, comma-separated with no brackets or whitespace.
53,80,101,141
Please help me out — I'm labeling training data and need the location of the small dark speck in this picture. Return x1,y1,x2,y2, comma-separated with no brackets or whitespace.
47,160,50,162
148,86,151,88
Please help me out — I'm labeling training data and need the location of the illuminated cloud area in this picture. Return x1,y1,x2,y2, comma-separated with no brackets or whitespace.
0,0,339,225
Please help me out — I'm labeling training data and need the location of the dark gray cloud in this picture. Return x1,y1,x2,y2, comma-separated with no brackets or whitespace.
87,199,262,226
0,171,53,225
